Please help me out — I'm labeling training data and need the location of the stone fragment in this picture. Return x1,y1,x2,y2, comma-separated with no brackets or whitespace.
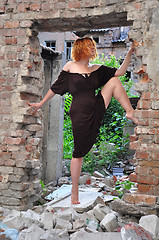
40,229,69,240
58,177,70,186
121,222,152,240
139,215,159,237
40,211,54,230
18,224,45,240
21,209,40,221
93,171,105,178
87,209,98,222
70,231,122,240
3,209,43,231
85,219,99,233
53,207,74,222
73,218,85,230
79,174,91,185
93,204,112,222
55,218,72,230
100,213,119,232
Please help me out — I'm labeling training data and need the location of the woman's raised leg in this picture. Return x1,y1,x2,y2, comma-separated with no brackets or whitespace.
101,77,138,124
70,157,83,204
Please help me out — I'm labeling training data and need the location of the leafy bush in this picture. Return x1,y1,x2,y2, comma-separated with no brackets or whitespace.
63,54,135,173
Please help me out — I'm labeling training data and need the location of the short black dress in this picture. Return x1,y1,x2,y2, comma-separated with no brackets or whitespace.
51,65,117,158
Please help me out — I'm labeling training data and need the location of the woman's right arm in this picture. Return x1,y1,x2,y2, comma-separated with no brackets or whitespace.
28,89,55,111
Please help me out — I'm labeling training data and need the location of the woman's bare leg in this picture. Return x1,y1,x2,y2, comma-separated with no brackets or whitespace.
101,77,138,124
70,157,83,204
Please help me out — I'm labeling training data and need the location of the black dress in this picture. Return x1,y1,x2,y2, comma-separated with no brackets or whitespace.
51,65,117,158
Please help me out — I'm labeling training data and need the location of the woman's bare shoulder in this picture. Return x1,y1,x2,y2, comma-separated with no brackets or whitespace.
62,61,75,72
91,64,102,71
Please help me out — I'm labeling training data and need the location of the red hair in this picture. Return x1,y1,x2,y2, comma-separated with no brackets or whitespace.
71,37,97,61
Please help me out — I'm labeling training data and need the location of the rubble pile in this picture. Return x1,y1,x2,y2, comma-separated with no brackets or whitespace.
0,172,159,240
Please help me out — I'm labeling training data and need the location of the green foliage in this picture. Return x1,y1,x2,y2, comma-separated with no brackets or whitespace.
39,179,46,193
63,93,74,159
63,54,135,173
114,179,135,199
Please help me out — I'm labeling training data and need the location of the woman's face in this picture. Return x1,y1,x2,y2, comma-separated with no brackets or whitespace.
86,40,95,58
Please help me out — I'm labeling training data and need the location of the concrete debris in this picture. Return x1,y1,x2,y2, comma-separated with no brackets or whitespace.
121,222,152,240
100,212,119,232
70,231,122,240
0,175,159,240
139,215,159,237
93,171,105,178
0,229,19,240
18,224,45,240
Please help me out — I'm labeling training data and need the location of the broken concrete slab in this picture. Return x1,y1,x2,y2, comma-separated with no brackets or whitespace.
100,212,119,232
45,184,72,201
48,191,103,213
139,215,159,237
110,199,146,217
70,231,122,240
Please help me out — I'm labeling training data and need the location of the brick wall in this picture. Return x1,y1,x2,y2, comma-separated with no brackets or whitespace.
0,0,159,209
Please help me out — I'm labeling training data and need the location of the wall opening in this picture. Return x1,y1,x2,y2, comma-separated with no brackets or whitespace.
38,17,140,184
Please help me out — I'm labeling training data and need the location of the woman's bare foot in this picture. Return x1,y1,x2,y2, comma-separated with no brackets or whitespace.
71,186,80,204
126,111,139,125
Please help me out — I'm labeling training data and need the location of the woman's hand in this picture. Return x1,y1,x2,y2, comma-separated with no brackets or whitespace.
129,41,139,54
27,102,43,112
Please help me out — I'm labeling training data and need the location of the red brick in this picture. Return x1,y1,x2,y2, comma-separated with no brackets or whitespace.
6,52,17,60
135,194,156,204
0,159,5,166
130,135,138,142
152,120,159,127
139,160,159,168
0,6,5,13
17,3,30,12
135,165,149,175
137,175,159,185
5,37,17,45
54,2,66,9
20,20,33,28
133,2,141,10
30,3,41,11
25,145,36,152
137,184,150,193
8,61,21,68
151,152,159,160
135,151,149,159
129,173,137,182
124,193,135,204
137,100,151,109
154,135,159,144
151,168,159,177
138,119,149,126
68,1,80,8
5,160,15,166
4,137,26,145
41,3,52,11
130,141,139,150
1,152,12,160
5,21,19,29
0,175,3,181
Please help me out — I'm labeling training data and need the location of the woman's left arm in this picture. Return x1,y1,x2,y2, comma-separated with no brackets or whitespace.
115,44,135,77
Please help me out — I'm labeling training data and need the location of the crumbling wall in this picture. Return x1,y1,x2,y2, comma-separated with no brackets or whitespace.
0,0,159,210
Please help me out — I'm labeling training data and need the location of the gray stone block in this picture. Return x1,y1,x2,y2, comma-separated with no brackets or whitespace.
100,213,119,232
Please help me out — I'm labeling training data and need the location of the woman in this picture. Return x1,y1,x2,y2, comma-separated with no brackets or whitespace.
28,37,138,204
